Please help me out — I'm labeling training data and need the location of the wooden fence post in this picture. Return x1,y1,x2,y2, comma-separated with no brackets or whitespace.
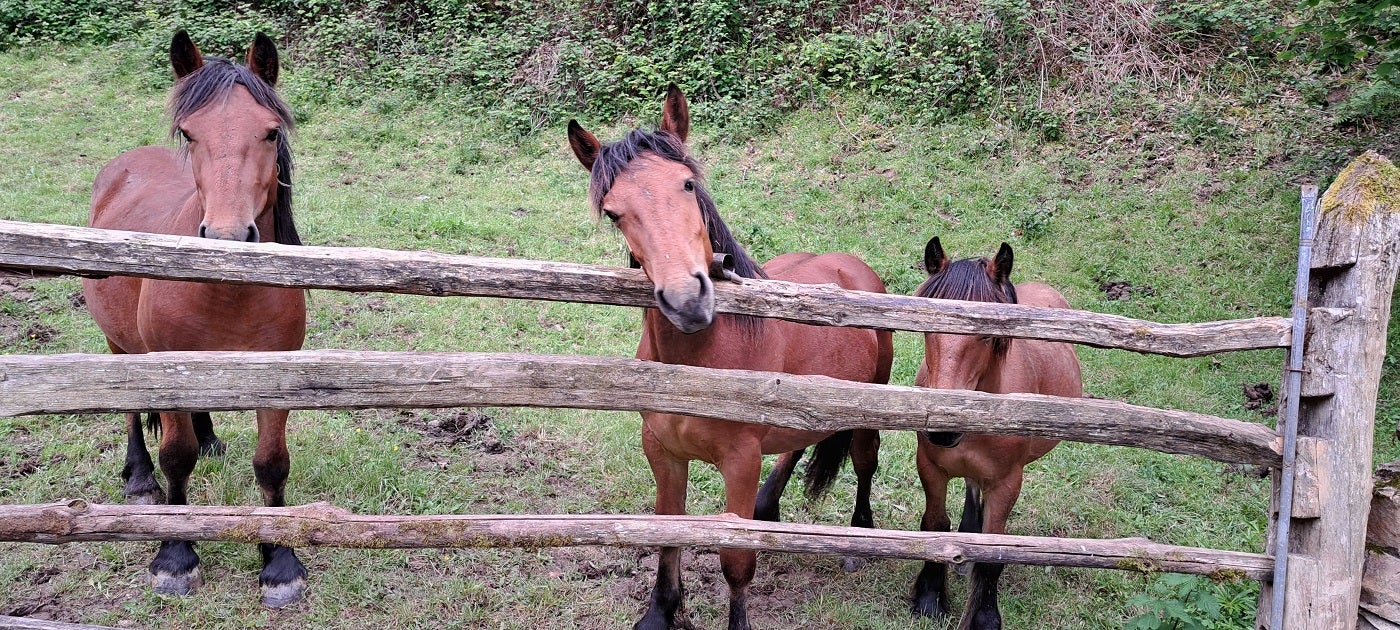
1261,151,1400,628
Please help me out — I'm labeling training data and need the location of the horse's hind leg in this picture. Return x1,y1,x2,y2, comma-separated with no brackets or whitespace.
753,448,803,522
193,412,225,457
149,412,201,596
841,429,881,572
253,408,307,608
121,412,164,505
953,483,984,577
911,441,953,619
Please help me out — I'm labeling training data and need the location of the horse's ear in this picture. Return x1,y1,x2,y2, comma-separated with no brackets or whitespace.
924,237,948,276
989,242,1014,283
568,120,600,172
170,30,204,79
246,32,280,86
660,83,690,142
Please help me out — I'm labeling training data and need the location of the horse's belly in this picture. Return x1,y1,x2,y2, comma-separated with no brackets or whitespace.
136,281,306,352
760,427,834,455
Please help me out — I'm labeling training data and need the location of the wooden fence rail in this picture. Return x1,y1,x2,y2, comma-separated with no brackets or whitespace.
0,220,1291,357
0,501,1274,580
0,350,1282,466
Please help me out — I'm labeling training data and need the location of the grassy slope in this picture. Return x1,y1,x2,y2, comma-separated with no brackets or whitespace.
0,43,1397,629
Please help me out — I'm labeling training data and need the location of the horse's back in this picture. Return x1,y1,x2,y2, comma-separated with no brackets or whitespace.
753,252,893,388
89,146,193,233
763,252,886,294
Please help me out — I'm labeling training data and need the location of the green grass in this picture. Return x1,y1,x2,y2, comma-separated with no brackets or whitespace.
1,42,1397,629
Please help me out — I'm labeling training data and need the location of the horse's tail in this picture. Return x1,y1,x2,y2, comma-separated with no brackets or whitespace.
144,412,160,437
802,430,853,500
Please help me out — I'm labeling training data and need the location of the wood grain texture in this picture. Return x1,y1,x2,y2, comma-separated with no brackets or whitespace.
0,501,1274,579
0,350,1282,466
0,617,120,630
1265,151,1400,630
0,220,1290,357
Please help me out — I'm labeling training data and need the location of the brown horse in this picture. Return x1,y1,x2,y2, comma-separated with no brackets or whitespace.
567,85,894,630
81,31,308,607
909,237,1082,629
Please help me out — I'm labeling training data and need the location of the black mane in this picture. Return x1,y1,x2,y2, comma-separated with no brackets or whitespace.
915,256,1018,355
169,56,299,246
588,128,766,280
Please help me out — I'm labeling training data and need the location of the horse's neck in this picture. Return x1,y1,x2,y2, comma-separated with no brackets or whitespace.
641,309,765,369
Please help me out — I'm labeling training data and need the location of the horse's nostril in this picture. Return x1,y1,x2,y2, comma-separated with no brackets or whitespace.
198,225,207,238
246,225,259,243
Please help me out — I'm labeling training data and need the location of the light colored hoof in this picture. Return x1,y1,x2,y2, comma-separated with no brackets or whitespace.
125,489,166,506
261,577,306,608
840,556,868,573
151,567,201,596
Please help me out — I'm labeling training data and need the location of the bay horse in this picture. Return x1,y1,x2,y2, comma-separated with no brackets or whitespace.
81,30,308,607
909,237,1082,629
567,85,894,630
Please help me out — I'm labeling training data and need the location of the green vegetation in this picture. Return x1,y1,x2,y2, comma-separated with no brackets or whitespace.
0,1,1397,628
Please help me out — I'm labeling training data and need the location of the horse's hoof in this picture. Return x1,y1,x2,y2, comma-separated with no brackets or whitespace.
261,576,306,608
910,596,951,619
151,567,201,596
198,437,226,458
840,556,868,573
125,489,166,506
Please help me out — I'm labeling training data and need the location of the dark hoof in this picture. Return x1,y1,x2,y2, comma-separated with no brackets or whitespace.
151,567,201,596
261,577,307,608
840,556,868,573
911,594,951,619
924,431,964,448
125,489,166,505
198,437,226,458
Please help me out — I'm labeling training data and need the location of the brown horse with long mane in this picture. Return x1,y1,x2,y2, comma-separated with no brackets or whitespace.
910,237,1082,629
567,85,894,630
81,31,308,607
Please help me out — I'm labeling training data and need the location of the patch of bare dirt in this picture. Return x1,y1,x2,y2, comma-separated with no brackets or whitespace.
1097,279,1155,301
1242,381,1278,416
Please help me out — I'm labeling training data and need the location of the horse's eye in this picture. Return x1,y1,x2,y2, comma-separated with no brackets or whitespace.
265,128,280,143
602,210,619,223
177,128,192,143
683,180,695,193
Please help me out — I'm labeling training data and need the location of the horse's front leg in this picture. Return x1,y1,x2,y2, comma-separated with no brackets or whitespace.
149,412,201,596
959,472,1024,630
911,439,954,619
253,408,306,608
716,436,763,630
122,412,164,504
636,417,690,630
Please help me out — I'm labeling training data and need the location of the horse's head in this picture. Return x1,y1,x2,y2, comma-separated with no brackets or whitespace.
566,85,722,333
168,30,297,245
915,237,1019,391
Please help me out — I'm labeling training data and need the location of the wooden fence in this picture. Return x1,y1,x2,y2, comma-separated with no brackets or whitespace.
1,151,1397,629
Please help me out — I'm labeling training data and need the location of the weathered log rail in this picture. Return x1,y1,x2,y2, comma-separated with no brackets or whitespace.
0,220,1291,357
0,350,1282,466
0,501,1274,580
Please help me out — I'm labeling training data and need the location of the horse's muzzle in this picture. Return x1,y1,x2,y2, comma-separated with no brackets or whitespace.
655,272,715,334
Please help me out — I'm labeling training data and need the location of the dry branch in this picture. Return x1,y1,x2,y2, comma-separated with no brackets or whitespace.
0,350,1282,466
0,501,1274,580
0,220,1290,357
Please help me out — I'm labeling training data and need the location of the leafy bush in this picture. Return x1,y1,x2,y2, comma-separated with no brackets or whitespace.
1126,574,1258,630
